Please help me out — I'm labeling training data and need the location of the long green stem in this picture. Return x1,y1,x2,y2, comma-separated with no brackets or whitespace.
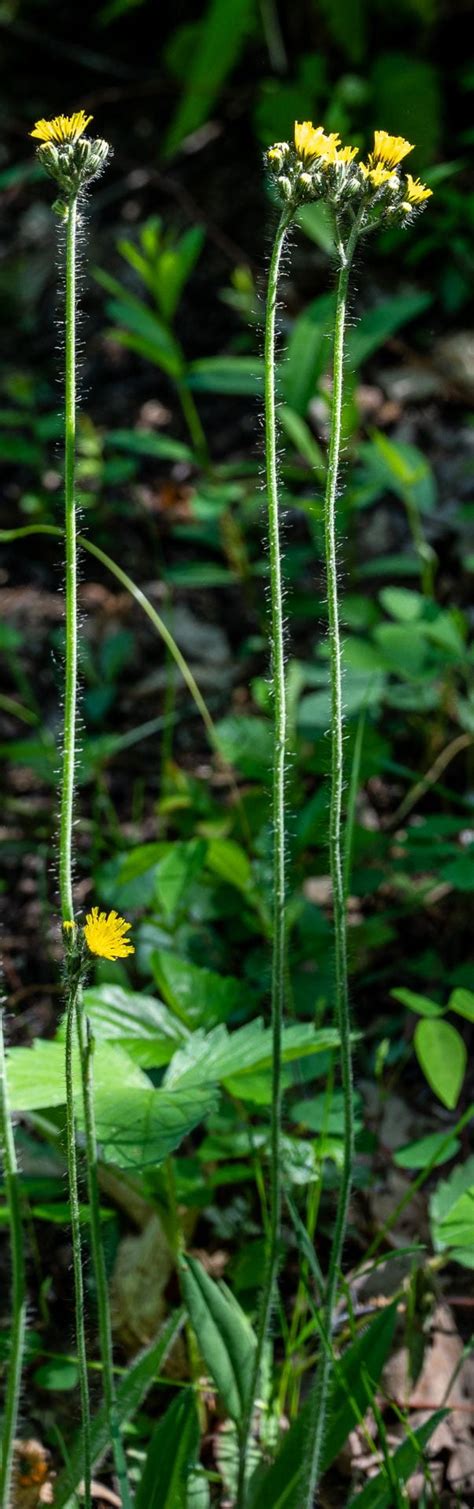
77,1006,133,1508
237,208,291,1508
60,195,92,1509
65,983,92,1509
303,217,360,1507
0,1011,27,1509
59,195,78,925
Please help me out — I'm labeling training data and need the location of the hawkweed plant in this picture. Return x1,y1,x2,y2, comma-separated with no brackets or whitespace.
31,113,134,1509
248,122,431,1507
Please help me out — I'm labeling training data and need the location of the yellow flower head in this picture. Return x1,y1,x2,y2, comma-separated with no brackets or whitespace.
294,120,340,163
30,111,93,145
405,172,432,204
84,907,134,960
372,130,414,168
336,144,359,164
360,162,396,188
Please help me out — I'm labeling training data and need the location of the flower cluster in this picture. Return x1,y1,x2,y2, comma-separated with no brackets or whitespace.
30,110,110,198
266,121,432,227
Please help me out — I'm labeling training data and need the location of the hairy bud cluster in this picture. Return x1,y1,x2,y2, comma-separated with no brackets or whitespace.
37,136,111,196
266,123,432,234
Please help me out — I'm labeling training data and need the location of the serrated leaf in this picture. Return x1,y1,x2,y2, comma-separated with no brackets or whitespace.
414,1018,466,1108
82,983,189,1068
180,1254,256,1424
82,1084,218,1169
163,1020,340,1092
6,1039,147,1111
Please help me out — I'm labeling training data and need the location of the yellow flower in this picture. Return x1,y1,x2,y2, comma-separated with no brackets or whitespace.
294,120,340,163
405,172,432,204
30,110,93,145
372,129,414,168
84,907,134,960
360,162,395,187
62,920,76,931
336,144,359,163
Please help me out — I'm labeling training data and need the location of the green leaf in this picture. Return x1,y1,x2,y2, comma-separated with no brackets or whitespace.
430,1153,474,1258
346,1411,446,1507
154,839,207,918
83,1084,218,1169
163,1020,340,1094
394,1131,460,1170
164,0,254,156
106,427,192,462
180,1254,256,1424
6,1039,147,1111
151,949,239,1028
248,1304,398,1509
449,987,474,1022
346,292,431,369
54,1311,184,1507
414,1018,466,1109
135,1389,199,1508
82,983,189,1068
214,713,273,778
106,298,183,377
391,988,444,1018
281,295,333,415
297,202,336,255
206,838,254,896
187,357,264,395
279,406,325,476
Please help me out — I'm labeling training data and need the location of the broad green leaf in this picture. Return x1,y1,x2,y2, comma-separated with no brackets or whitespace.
379,587,424,623
187,357,264,395
430,1154,474,1259
151,950,239,1028
391,988,444,1019
206,838,254,896
163,1021,340,1093
414,1018,466,1109
214,713,273,778
449,987,474,1022
82,1084,218,1169
164,0,254,156
247,1304,398,1509
135,1389,199,1508
6,1039,147,1111
154,839,207,917
347,1411,446,1506
54,1311,184,1507
394,1131,460,1170
180,1254,256,1424
82,983,189,1068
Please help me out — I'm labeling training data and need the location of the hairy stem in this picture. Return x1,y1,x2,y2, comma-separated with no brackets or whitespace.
59,195,78,924
65,982,92,1509
0,1011,27,1509
77,1006,133,1508
60,196,92,1509
237,207,292,1507
303,216,360,1507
